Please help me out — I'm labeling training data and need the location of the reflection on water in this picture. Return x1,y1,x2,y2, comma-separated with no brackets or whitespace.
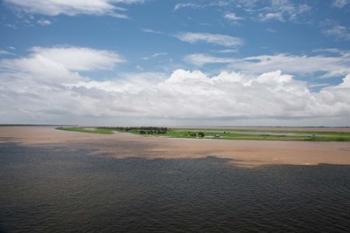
0,143,350,233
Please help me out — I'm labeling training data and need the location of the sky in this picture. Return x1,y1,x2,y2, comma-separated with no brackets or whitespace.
0,0,350,126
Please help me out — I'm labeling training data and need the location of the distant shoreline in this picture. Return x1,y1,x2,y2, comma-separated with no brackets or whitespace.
56,126,350,142
1,124,349,129
1,126,350,167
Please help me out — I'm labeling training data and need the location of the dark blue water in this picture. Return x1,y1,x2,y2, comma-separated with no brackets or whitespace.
1,143,350,233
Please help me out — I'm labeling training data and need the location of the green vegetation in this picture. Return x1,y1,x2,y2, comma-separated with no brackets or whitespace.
112,127,168,135
164,129,350,141
56,126,350,142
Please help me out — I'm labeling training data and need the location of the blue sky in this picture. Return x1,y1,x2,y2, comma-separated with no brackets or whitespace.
0,0,350,126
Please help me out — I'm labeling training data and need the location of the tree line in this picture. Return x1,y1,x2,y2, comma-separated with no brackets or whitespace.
106,127,168,135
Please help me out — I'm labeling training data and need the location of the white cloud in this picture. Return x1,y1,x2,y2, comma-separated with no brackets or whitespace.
141,28,163,34
142,52,167,60
173,1,232,11
174,3,201,11
259,12,284,22
176,32,243,48
0,46,124,89
0,47,350,125
258,0,311,22
323,23,350,40
37,19,51,26
230,53,350,77
184,53,350,77
0,50,15,56
30,46,124,71
4,0,143,18
173,0,310,23
333,0,350,8
216,49,238,54
184,53,235,66
312,48,344,55
224,12,243,23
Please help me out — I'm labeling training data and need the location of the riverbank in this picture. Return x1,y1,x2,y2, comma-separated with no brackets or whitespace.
57,126,350,141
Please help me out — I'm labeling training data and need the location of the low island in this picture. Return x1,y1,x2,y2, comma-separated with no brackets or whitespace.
57,126,350,142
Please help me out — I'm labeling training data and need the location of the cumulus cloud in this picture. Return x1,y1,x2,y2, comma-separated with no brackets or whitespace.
0,46,124,86
184,53,350,77
0,46,124,121
4,0,143,18
176,32,243,48
0,47,350,125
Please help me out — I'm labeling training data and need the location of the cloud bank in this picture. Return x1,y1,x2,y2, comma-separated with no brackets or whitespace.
0,46,349,125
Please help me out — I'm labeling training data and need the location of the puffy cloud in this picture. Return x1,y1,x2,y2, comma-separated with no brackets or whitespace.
184,53,350,77
0,48,350,125
0,47,124,120
0,46,124,81
175,32,243,48
4,0,143,18
0,46,124,106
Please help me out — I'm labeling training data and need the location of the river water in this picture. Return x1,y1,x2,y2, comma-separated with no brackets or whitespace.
1,142,349,232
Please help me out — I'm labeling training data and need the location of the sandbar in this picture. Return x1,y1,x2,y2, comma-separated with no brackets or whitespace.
1,126,350,167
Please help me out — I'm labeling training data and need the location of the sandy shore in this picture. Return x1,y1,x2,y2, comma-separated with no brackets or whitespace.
1,126,350,167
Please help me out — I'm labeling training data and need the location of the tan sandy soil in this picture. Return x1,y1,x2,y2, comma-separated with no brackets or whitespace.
1,126,350,167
